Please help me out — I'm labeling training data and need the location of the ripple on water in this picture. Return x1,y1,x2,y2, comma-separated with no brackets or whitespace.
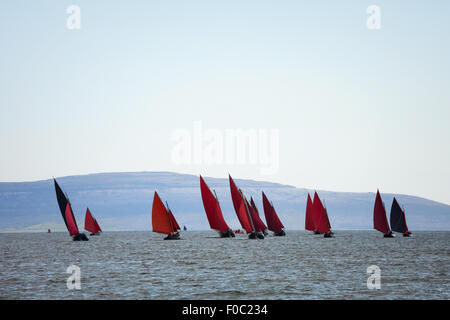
0,231,448,299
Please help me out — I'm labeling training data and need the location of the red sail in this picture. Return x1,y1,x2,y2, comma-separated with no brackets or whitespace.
168,208,180,231
54,179,80,236
65,203,79,236
249,197,267,232
200,176,230,232
84,208,97,234
94,219,102,232
373,189,390,234
152,191,178,234
238,201,253,233
261,192,284,233
312,192,331,233
229,175,243,215
305,193,315,231
312,192,323,232
316,206,331,234
229,175,253,233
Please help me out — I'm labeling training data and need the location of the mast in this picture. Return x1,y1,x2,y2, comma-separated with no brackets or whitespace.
166,201,172,231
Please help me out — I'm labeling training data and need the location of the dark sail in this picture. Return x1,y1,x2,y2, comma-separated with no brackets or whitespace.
54,179,79,234
390,197,408,233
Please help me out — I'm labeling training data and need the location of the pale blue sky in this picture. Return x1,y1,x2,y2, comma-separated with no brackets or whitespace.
1,1,449,204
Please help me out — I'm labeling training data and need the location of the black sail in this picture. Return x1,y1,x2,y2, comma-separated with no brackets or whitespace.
54,179,79,232
390,197,407,233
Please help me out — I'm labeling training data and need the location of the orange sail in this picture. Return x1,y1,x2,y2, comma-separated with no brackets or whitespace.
238,201,253,234
152,191,179,235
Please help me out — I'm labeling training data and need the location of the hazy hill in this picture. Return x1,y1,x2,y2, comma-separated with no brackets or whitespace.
0,171,449,232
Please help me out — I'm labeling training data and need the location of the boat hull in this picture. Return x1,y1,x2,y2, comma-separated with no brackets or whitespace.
219,229,235,238
248,232,264,239
72,233,89,241
164,234,181,240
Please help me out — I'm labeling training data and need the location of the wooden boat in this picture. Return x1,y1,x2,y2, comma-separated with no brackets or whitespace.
151,191,181,240
390,197,411,237
84,207,102,236
200,175,235,237
53,179,88,241
262,191,285,236
229,175,264,239
373,189,394,237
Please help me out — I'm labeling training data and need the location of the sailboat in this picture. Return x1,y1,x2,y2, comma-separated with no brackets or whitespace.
390,197,411,237
262,191,285,236
305,193,316,233
249,197,268,236
200,175,235,237
84,207,102,236
229,175,264,239
373,189,394,237
53,178,88,241
312,192,333,238
151,191,181,240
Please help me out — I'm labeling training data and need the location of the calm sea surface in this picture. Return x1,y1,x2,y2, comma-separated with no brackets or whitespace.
0,231,448,299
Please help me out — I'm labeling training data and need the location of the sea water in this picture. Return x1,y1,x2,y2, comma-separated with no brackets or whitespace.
0,231,448,299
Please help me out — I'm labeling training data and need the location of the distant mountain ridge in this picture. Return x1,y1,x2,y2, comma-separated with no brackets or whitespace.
0,171,449,232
